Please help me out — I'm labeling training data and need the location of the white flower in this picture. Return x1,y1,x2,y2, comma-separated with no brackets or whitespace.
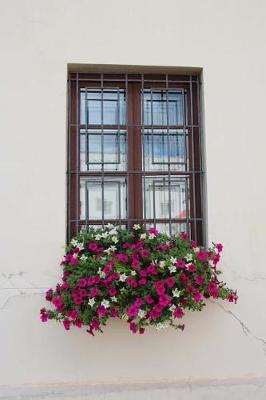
106,223,115,229
119,273,127,282
101,232,109,239
88,298,96,307
104,245,117,254
138,309,147,318
148,233,156,239
159,260,166,268
71,238,79,247
156,322,169,330
133,224,141,230
95,234,102,241
112,236,118,244
140,233,147,240
111,296,117,302
80,254,88,262
168,265,177,273
101,299,110,308
172,288,181,298
169,304,176,312
109,228,118,235
131,270,137,276
170,256,177,264
98,268,106,278
185,253,193,262
120,287,127,293
194,247,200,253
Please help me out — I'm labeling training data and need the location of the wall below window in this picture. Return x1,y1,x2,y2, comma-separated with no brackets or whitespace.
1,0,266,399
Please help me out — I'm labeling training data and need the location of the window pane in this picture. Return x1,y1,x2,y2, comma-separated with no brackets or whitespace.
146,222,187,236
144,129,187,171
144,176,189,220
80,89,126,125
80,129,127,171
143,89,185,126
80,177,127,221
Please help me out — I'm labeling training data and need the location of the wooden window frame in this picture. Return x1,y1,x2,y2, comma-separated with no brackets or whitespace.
67,72,204,244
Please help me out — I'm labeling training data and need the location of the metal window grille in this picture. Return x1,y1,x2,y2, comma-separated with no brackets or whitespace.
67,72,204,243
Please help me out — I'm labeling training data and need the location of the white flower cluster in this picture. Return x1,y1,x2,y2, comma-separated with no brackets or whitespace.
70,238,84,250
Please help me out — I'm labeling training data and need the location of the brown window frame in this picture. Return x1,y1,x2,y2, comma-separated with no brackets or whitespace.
67,72,204,244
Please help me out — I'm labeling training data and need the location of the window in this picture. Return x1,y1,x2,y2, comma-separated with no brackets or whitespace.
68,72,204,243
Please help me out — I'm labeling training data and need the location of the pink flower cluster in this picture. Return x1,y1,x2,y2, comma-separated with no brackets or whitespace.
41,226,238,336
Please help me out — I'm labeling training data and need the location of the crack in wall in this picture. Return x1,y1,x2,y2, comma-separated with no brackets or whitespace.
213,302,266,356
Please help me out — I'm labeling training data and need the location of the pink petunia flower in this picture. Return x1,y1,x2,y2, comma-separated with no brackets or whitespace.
181,232,189,240
148,227,159,235
90,287,98,297
193,291,203,303
166,277,175,288
132,259,140,268
134,298,143,307
176,259,186,269
88,242,98,252
145,294,154,304
127,305,138,318
78,278,87,287
74,319,83,328
138,278,147,286
117,253,128,263
197,251,209,261
129,322,137,333
195,274,204,286
109,287,117,297
67,310,79,320
217,243,223,253
173,307,184,319
97,305,107,317
140,249,150,258
187,264,197,273
154,280,165,295
159,294,171,307
63,318,71,330
127,277,138,288
208,282,219,298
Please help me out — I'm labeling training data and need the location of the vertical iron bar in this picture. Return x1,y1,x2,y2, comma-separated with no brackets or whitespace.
152,180,156,228
125,74,129,230
189,76,197,242
67,74,71,241
166,74,172,235
101,73,104,227
76,73,80,235
141,74,147,227
117,89,121,166
85,88,88,170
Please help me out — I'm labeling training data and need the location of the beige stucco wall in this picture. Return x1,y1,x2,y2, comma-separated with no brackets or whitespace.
1,0,266,398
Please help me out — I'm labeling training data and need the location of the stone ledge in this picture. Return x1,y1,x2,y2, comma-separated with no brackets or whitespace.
1,378,266,400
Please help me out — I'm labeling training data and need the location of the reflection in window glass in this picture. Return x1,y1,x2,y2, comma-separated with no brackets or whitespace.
143,89,184,126
80,89,126,125
144,176,188,220
80,177,127,221
80,129,127,171
144,129,187,171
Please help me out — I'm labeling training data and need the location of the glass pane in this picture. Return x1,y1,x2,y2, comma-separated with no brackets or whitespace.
144,176,189,220
146,222,187,236
80,177,127,221
80,89,126,125
143,89,184,126
144,129,187,171
80,129,127,171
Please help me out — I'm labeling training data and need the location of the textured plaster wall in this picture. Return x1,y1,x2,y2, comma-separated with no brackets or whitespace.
1,0,266,397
